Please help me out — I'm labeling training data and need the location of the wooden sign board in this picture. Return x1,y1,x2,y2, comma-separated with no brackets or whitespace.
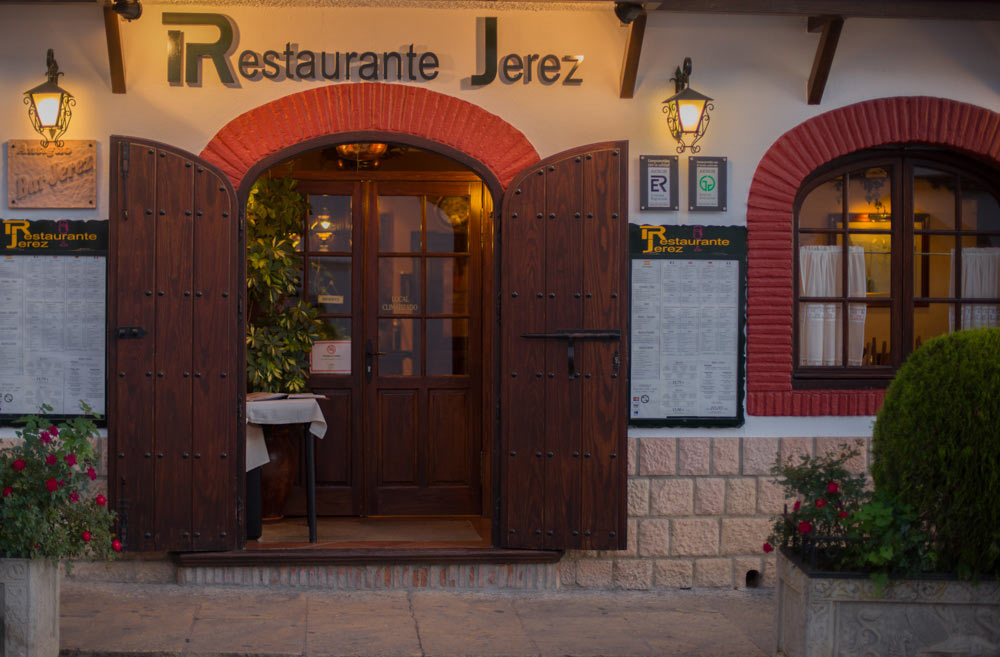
7,140,97,209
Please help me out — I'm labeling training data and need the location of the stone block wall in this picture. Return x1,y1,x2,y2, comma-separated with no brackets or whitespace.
560,436,871,590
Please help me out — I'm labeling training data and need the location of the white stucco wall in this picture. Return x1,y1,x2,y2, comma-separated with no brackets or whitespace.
1,3,997,437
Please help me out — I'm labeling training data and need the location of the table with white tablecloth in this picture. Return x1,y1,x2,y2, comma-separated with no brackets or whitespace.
246,398,327,542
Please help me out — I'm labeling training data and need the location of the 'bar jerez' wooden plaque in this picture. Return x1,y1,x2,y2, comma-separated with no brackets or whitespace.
8,140,97,209
629,224,746,427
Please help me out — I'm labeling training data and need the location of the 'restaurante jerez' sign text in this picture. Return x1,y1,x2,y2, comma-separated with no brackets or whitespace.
163,14,583,87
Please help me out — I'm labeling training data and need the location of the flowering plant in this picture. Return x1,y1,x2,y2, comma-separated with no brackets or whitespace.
0,405,120,563
764,443,936,592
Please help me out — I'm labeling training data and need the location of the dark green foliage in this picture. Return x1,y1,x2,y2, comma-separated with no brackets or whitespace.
246,174,332,393
872,328,1000,578
768,443,869,553
0,405,118,564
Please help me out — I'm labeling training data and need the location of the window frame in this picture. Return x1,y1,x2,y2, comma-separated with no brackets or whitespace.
792,148,1000,390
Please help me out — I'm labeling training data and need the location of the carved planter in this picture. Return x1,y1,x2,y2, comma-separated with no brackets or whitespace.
0,558,60,657
775,550,1000,657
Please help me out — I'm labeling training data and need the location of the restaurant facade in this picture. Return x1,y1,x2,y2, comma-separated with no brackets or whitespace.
1,0,998,590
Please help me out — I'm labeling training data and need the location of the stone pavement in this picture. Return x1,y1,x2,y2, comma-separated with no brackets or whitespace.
60,581,775,657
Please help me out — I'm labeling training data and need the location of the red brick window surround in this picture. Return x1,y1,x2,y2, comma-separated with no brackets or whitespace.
747,97,1000,416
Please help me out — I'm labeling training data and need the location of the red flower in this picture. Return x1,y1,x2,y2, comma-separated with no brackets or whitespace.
798,520,813,534
111,539,123,552
45,453,57,465
58,479,65,487
81,531,91,542
45,478,58,492
48,425,58,436
87,466,97,481
827,482,839,494
39,430,52,444
2,487,12,497
64,454,77,466
814,498,827,508
763,542,774,553
12,459,26,471
95,494,107,507
793,500,801,511
839,511,848,519
69,491,80,502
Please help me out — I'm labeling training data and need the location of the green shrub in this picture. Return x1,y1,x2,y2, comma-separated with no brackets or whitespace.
872,328,1000,578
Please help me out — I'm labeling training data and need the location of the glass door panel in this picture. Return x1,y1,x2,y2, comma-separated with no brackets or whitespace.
308,194,353,251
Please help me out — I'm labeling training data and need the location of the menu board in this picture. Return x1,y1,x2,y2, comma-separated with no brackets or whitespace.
629,224,746,427
0,254,106,419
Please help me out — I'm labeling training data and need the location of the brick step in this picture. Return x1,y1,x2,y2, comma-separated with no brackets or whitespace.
178,562,564,589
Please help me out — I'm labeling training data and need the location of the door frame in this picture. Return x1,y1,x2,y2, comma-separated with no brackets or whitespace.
237,131,504,546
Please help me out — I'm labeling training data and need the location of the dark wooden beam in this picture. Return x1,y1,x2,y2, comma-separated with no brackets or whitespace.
103,4,126,94
807,15,843,105
655,0,1000,20
619,10,647,99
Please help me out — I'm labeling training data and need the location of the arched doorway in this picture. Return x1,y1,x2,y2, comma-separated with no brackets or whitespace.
252,142,494,525
107,85,630,554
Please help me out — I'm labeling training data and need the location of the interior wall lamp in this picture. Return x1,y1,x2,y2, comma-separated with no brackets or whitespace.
661,57,713,154
24,49,75,148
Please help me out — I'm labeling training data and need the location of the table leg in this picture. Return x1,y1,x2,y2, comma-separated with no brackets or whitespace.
305,426,317,543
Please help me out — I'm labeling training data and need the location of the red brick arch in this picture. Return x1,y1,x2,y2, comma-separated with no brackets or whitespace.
747,97,1000,416
199,83,540,190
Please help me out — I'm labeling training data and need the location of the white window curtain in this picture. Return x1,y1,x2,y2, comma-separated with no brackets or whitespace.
799,245,867,366
949,247,1000,331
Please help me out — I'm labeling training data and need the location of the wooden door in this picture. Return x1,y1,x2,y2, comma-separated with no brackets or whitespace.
301,180,484,517
108,136,241,552
500,142,628,550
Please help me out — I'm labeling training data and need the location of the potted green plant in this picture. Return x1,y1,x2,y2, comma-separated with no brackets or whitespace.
245,173,332,518
769,328,1000,657
245,173,330,393
0,405,118,657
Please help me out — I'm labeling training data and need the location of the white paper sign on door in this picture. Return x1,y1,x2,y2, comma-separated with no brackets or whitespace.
311,339,351,374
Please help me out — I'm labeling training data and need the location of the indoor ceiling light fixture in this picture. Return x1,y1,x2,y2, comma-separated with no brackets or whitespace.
23,49,75,148
661,57,714,154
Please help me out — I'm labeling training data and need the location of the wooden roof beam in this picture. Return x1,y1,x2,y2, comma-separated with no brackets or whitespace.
618,7,647,99
807,15,843,105
103,3,126,93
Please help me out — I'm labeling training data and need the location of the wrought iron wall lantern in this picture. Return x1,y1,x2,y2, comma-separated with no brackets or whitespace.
24,50,75,148
661,57,713,154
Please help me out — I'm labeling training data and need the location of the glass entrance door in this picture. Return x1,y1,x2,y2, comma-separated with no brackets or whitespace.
298,180,484,517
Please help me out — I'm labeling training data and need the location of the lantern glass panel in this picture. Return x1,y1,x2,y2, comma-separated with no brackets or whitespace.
678,99,705,132
32,91,63,127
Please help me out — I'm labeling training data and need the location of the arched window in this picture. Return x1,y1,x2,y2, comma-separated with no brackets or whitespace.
793,148,1000,388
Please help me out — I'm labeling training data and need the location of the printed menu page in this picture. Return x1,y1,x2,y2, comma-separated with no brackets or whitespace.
629,224,746,425
0,255,105,417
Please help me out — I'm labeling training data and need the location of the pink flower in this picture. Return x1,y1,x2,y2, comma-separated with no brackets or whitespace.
814,498,827,508
81,531,91,542
111,539,123,552
87,466,97,481
45,478,58,492
45,453,57,465
798,521,813,534
64,454,77,466
763,542,774,553
12,459,26,471
69,491,80,502
793,500,801,511
39,430,52,444
95,494,107,507
827,482,839,494
48,425,58,436
2,487,12,497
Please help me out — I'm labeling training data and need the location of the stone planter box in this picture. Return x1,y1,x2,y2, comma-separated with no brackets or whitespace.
775,549,1000,657
0,558,60,657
